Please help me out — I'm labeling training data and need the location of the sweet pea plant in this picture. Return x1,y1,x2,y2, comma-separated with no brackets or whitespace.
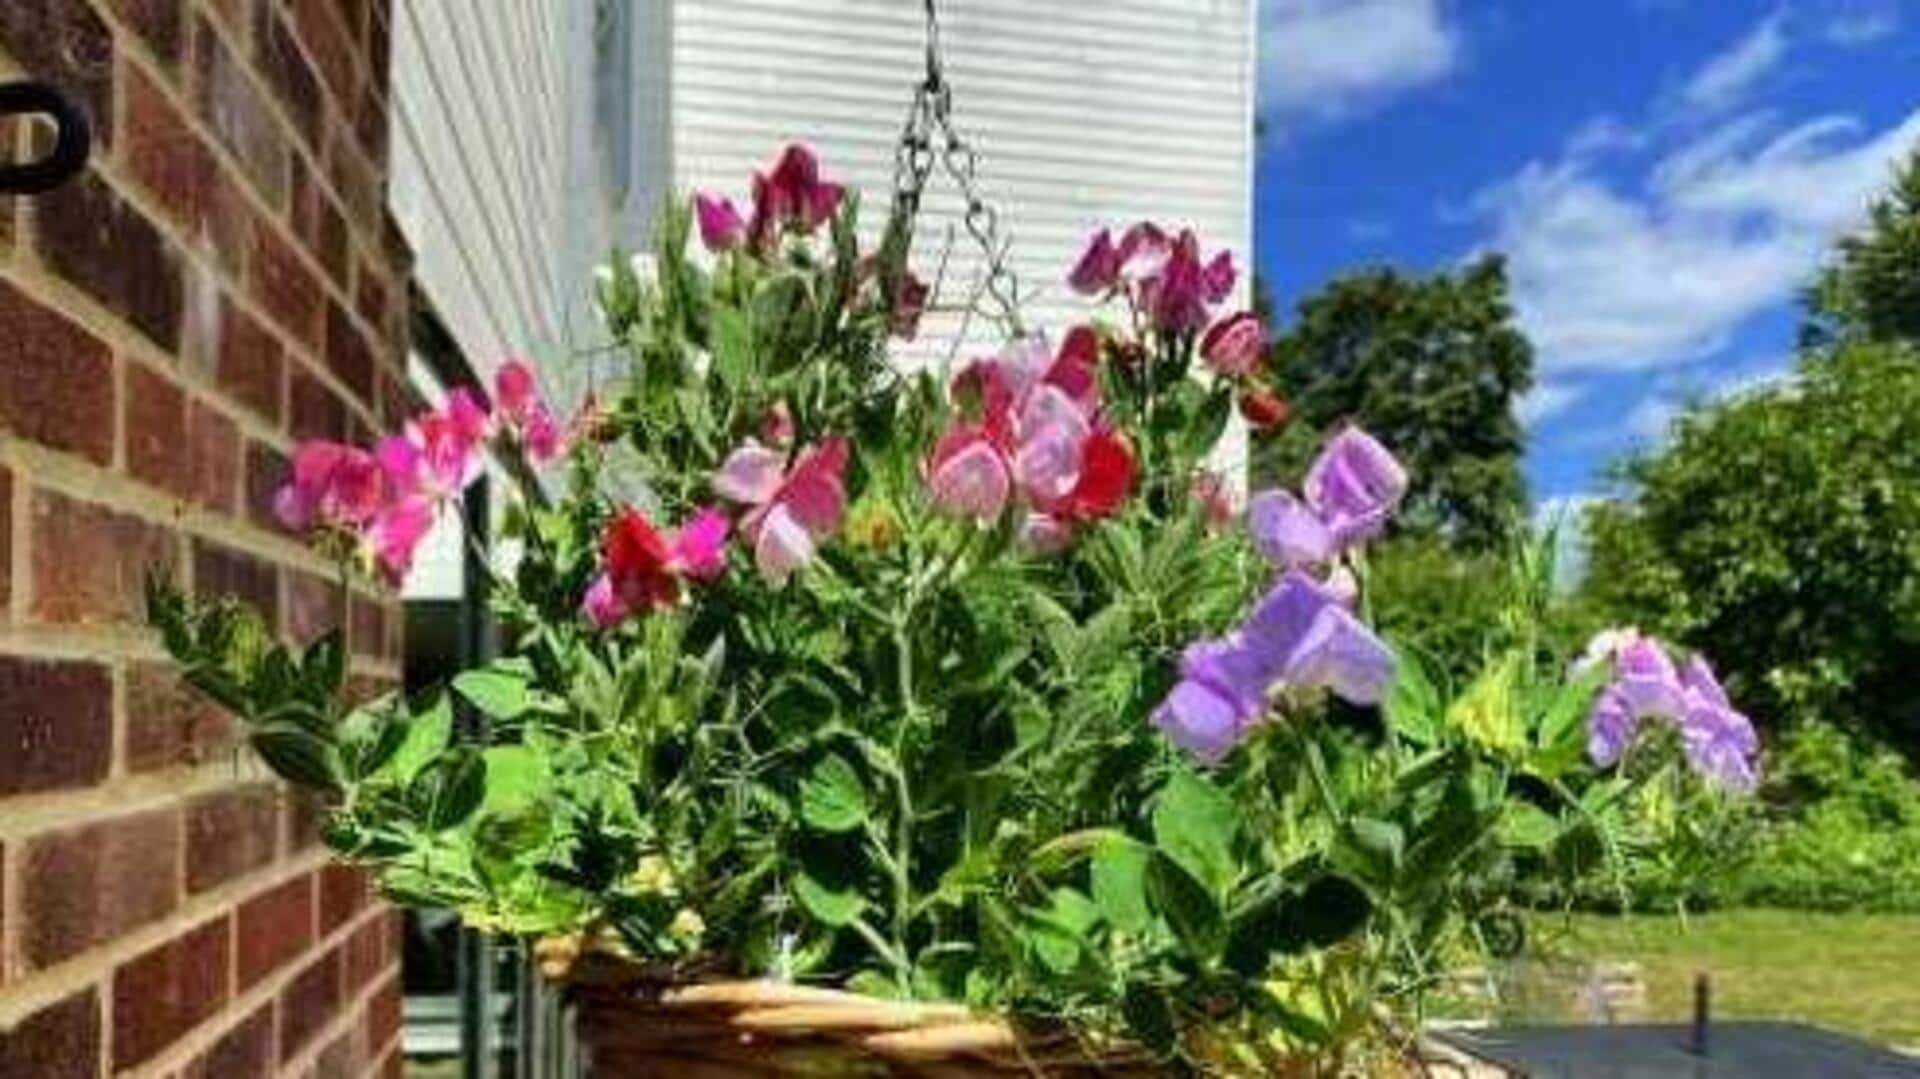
149,144,1759,1071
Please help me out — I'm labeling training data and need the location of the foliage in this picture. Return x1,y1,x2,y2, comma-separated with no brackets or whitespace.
1579,342,1920,748
1255,255,1534,551
151,146,1727,1070
1803,145,1920,347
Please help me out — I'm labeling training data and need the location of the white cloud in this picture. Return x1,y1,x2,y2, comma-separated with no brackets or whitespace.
1680,10,1790,113
1260,0,1461,125
1823,3,1901,46
1516,382,1584,427
1475,108,1920,377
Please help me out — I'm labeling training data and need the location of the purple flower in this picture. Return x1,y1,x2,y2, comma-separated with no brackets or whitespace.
1152,571,1395,763
1579,630,1760,790
1067,229,1120,295
1679,657,1760,791
695,193,746,252
1304,427,1409,548
1248,426,1408,570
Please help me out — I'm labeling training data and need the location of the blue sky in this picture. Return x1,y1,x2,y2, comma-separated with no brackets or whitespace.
1252,0,1920,513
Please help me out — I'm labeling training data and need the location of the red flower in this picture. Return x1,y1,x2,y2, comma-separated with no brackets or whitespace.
1056,429,1135,521
602,508,684,612
1239,386,1292,431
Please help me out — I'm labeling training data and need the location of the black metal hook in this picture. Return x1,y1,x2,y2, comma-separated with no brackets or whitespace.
0,80,92,196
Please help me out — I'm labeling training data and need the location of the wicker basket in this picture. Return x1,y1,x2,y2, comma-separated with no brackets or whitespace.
536,937,1162,1077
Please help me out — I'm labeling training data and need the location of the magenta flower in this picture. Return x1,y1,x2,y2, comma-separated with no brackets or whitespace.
495,359,563,463
379,387,491,501
1068,229,1120,295
1200,310,1263,376
1141,230,1212,335
1203,250,1237,304
748,144,845,247
695,192,746,252
892,271,930,340
581,505,731,628
368,495,435,579
1248,426,1407,569
714,436,849,585
274,441,388,532
1153,570,1395,763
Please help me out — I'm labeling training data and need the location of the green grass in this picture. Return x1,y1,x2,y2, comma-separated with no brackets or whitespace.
1530,909,1920,1047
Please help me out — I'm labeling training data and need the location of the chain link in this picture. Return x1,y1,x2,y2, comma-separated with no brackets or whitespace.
890,0,1025,337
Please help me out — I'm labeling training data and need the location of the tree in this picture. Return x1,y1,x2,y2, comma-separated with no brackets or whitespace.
1803,145,1920,347
1254,255,1534,551
1580,342,1920,748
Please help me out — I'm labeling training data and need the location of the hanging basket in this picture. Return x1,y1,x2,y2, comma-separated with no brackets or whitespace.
536,937,1164,1077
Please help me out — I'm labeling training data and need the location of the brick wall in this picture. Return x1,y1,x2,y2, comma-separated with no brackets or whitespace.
0,1,411,1076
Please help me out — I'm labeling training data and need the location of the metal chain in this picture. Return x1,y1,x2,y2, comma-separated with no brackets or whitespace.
890,0,1025,337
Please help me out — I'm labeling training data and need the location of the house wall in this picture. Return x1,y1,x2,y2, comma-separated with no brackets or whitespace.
0,1,409,1075
665,0,1258,365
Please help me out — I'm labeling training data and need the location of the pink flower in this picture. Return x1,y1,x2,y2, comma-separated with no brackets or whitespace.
892,271,930,340
368,495,435,580
1203,250,1237,304
1200,311,1264,376
694,193,746,252
1068,229,1120,295
928,333,1133,529
582,505,733,627
495,360,563,463
1017,512,1075,554
1141,230,1211,335
748,144,844,247
274,441,387,532
1117,222,1171,280
713,437,849,586
382,387,491,499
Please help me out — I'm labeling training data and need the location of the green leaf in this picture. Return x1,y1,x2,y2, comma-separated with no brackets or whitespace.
1384,644,1441,747
480,745,549,817
452,668,531,722
1146,851,1223,958
379,693,453,785
300,630,345,700
1448,651,1524,754
336,698,406,781
799,753,868,833
1344,817,1405,882
1177,387,1233,467
794,871,866,927
709,304,755,391
1152,771,1237,894
251,724,339,791
413,749,487,831
1498,802,1561,850
1091,836,1152,934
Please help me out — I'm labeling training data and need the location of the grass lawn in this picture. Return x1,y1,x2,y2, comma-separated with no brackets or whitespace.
1530,909,1920,1048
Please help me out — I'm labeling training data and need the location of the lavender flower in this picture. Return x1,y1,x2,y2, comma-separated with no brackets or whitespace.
1153,571,1394,763
1247,426,1407,570
1579,629,1760,790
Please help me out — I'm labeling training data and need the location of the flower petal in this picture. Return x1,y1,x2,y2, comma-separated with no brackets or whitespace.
1247,490,1335,568
581,573,630,628
1304,426,1408,547
754,504,815,586
930,437,1012,521
1152,679,1246,765
672,506,732,580
714,442,786,505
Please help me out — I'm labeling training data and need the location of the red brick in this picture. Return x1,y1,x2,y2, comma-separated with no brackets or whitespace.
237,872,314,989
246,440,292,532
354,257,388,332
0,466,11,610
291,0,360,105
355,83,388,165
363,974,401,1053
289,369,350,442
191,537,279,621
202,164,253,276
0,276,116,466
314,1027,363,1079
315,192,350,288
113,0,187,68
253,219,323,346
328,136,380,234
342,913,387,992
126,361,191,497
350,594,385,659
186,783,280,893
21,808,181,968
125,660,237,772
180,1004,273,1079
0,1,115,154
186,398,243,512
286,787,330,853
318,863,369,935
123,59,211,229
277,945,342,1061
0,988,100,1079
111,915,231,1068
325,301,374,399
260,4,326,150
30,489,178,626
218,298,286,425
284,568,347,647
32,169,185,350
195,15,287,206
0,655,112,797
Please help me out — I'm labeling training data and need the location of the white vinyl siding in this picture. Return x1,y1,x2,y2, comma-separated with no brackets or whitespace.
665,0,1257,365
